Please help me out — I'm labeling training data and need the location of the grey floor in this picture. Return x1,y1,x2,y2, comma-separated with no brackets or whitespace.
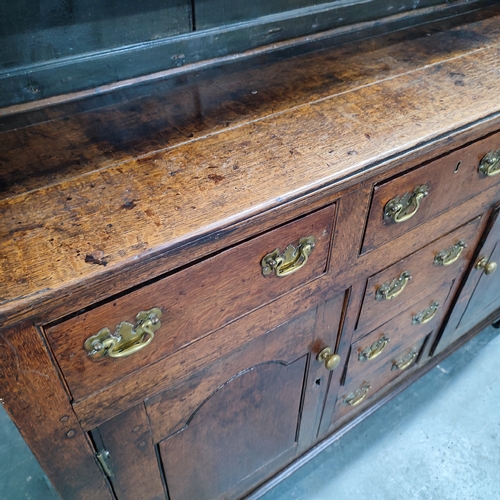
2,326,500,500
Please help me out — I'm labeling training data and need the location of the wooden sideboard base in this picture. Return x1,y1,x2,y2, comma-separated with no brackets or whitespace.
2,6,500,499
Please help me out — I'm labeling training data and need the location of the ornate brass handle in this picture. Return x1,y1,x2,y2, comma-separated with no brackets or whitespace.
84,308,162,359
375,271,411,301
434,240,466,266
344,383,371,407
317,347,341,371
412,301,440,325
391,348,418,371
358,335,390,362
478,149,500,177
383,185,429,223
476,256,497,275
261,236,316,277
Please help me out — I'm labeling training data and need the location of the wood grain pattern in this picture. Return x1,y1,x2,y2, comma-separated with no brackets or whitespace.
45,203,335,402
0,323,112,500
73,271,343,430
1,11,500,327
159,359,305,500
332,334,430,422
149,306,325,500
362,130,500,253
146,309,316,442
435,205,500,352
2,7,499,196
297,291,346,450
345,280,453,386
335,181,500,292
1,9,500,500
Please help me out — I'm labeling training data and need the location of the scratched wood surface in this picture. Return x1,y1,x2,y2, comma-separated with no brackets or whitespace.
1,8,500,324
0,322,113,499
2,7,500,197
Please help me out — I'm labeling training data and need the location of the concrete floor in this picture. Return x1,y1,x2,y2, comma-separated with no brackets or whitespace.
1,326,499,500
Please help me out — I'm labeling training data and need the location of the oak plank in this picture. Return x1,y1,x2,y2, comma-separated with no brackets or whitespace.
2,7,499,197
2,43,500,324
0,322,112,500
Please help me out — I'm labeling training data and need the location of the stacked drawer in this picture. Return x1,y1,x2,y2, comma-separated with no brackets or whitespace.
356,216,482,335
335,280,452,420
330,126,500,421
333,216,482,419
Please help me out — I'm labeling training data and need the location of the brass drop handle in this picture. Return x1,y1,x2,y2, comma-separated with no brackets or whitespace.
434,240,466,266
476,257,497,275
317,347,341,371
375,270,411,301
344,383,371,407
412,301,440,325
358,335,390,362
261,236,316,277
478,149,500,177
383,185,428,223
84,308,162,359
391,348,419,371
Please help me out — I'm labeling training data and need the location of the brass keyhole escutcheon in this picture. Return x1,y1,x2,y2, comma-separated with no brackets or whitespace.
476,257,497,275
317,347,341,371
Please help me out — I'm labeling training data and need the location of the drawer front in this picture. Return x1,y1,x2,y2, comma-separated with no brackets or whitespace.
45,204,336,401
356,216,481,334
334,333,429,421
345,280,452,386
362,131,500,253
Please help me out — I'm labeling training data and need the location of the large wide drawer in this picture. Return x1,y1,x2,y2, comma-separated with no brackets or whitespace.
45,204,336,401
361,130,500,253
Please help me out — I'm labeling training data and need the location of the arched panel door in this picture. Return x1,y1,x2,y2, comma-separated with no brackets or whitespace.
95,292,346,500
160,359,306,500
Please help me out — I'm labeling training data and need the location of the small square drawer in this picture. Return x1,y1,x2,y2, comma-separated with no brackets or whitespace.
362,130,500,253
45,204,336,402
334,333,428,421
346,280,452,387
356,216,481,334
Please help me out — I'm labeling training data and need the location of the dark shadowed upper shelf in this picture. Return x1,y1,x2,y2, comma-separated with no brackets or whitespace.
1,4,500,327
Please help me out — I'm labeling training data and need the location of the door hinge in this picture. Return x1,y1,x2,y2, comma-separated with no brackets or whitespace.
96,449,114,478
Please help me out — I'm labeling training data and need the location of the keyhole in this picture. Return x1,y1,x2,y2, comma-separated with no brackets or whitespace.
315,378,321,386
454,161,462,173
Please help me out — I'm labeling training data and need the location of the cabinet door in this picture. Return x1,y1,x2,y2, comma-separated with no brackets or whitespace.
459,208,500,327
435,206,500,351
95,295,344,500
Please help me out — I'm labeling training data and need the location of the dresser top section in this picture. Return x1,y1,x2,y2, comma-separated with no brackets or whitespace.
1,5,500,326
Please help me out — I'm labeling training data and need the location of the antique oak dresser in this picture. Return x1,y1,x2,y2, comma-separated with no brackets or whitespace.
1,1,500,499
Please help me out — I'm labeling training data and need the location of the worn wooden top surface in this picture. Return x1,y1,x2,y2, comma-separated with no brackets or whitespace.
1,6,500,325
